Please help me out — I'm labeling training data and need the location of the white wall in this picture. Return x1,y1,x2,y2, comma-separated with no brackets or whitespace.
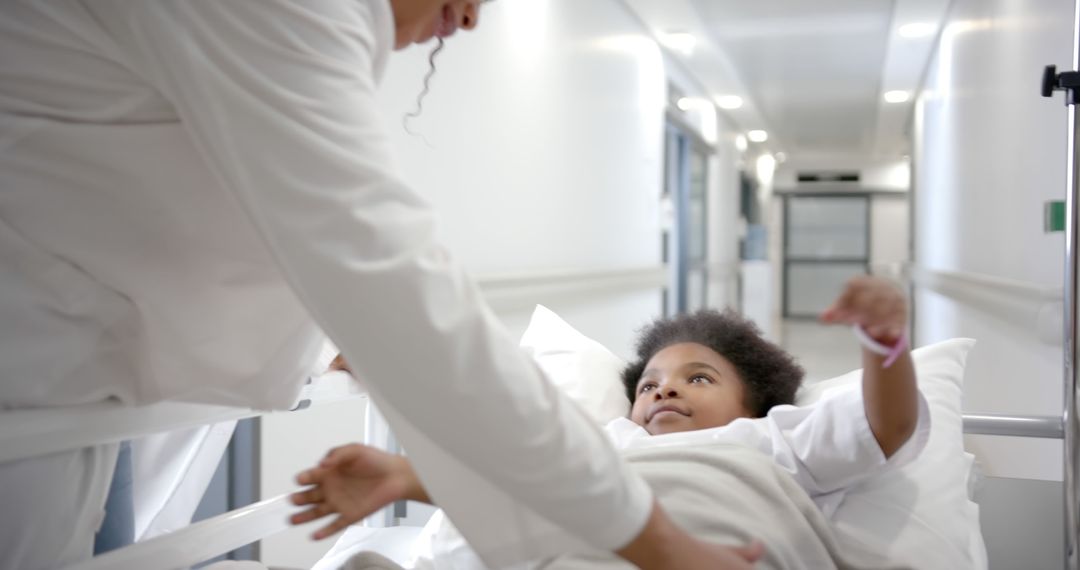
870,194,909,273
862,159,911,191
707,126,743,311
258,1,670,566
913,0,1072,484
378,1,665,278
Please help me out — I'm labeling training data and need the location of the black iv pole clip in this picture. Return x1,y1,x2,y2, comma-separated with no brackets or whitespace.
1043,64,1080,105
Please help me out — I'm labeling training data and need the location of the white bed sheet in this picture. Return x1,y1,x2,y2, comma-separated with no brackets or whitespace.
317,493,988,570
312,526,426,570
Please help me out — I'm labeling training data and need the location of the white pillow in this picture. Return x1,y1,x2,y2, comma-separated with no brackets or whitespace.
519,305,630,425
798,338,984,570
520,305,985,570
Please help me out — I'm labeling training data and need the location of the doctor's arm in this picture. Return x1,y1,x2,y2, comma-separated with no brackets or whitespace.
820,276,918,458
290,444,764,568
106,3,758,567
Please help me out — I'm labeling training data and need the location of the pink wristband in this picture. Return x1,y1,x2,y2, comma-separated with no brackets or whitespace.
852,325,909,368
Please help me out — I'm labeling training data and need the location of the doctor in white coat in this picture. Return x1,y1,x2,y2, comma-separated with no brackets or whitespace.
0,1,761,568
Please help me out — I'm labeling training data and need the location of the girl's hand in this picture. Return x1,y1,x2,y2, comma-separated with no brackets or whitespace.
289,443,429,540
328,353,352,374
824,276,917,458
820,275,907,342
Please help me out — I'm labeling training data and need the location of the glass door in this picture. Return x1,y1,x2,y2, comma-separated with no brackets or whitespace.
782,194,870,318
663,124,710,316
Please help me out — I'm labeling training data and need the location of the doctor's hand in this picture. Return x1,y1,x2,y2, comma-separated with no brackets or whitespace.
820,275,907,342
289,443,430,540
617,501,764,569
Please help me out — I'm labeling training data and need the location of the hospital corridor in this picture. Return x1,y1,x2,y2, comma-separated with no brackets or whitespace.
1,0,1078,569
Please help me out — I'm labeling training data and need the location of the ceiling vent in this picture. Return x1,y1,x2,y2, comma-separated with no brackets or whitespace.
797,171,860,183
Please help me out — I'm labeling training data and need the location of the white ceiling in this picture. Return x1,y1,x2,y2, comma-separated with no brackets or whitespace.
622,0,952,168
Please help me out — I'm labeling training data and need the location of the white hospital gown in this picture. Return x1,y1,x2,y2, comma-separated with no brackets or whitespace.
605,383,931,517
406,384,931,569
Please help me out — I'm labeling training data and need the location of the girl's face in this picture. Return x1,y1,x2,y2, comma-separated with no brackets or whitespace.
629,342,754,435
389,0,483,49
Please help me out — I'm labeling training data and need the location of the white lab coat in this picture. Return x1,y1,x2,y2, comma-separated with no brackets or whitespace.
0,444,118,570
131,421,238,541
0,1,651,568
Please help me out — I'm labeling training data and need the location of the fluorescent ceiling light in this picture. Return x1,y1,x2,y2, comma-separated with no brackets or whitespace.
660,31,697,56
898,22,937,38
677,97,708,111
735,134,748,152
747,130,768,143
883,90,911,103
715,95,743,110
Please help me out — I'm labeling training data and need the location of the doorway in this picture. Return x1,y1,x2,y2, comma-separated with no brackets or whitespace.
663,122,711,316
782,193,871,318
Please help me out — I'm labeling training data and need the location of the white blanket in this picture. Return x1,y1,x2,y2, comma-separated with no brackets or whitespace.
337,444,909,570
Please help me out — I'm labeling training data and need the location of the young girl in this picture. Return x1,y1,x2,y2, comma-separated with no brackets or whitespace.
291,275,925,565
621,273,919,459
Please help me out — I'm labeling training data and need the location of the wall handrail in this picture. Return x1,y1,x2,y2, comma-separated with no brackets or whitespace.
910,266,1065,345
477,265,667,292
475,263,740,312
911,266,1063,303
476,265,670,312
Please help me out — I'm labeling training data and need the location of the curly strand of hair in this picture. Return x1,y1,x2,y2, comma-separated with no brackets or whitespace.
402,37,445,141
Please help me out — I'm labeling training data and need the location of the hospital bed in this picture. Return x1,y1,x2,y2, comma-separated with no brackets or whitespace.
0,254,1070,570
0,300,1064,570
1,242,1078,568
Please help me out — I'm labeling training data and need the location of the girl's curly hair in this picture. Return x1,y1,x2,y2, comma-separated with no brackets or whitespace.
621,309,804,417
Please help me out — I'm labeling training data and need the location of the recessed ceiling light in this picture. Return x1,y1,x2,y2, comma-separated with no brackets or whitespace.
677,97,708,111
715,95,743,110
883,90,911,103
898,22,937,38
735,134,748,152
659,31,697,56
775,152,787,163
747,130,768,143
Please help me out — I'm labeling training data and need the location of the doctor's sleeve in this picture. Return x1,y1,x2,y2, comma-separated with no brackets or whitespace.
98,1,652,565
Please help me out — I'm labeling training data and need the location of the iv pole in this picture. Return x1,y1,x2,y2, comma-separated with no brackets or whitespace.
1041,1,1080,566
